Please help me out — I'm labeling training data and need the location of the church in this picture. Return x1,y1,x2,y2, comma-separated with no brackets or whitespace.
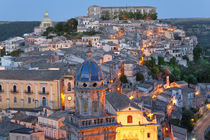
34,12,53,34
64,51,159,140
64,51,119,139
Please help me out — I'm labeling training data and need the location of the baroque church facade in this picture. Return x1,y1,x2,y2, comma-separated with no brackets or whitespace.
64,51,119,139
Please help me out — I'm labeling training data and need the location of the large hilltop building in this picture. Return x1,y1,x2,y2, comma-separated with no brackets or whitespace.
88,5,157,19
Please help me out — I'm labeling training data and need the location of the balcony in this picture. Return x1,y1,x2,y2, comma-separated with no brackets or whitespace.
66,114,119,129
24,90,33,94
10,90,19,94
39,91,49,95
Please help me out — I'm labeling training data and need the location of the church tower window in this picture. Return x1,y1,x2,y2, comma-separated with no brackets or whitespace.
67,82,71,91
92,101,98,112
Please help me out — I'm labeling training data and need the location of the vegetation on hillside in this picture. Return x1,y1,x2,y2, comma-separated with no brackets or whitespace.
0,22,40,41
43,18,100,39
143,45,210,83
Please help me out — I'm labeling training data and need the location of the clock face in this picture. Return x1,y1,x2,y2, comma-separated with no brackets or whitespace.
67,96,72,101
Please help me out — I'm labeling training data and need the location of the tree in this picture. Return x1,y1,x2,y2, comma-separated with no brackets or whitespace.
182,55,189,62
120,75,128,83
170,57,177,65
136,72,144,81
65,18,78,32
193,45,202,61
158,56,165,65
188,74,198,84
10,49,24,57
180,109,194,132
101,11,110,20
54,22,64,33
150,13,158,20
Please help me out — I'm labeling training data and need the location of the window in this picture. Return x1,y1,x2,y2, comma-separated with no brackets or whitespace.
93,101,98,112
147,133,151,138
42,87,46,94
67,82,71,91
42,97,47,106
13,85,17,92
27,86,31,93
0,84,2,91
14,97,17,103
28,97,31,104
127,115,133,123
0,96,2,102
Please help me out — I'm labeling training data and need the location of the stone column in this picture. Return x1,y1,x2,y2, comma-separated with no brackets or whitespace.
88,92,92,116
6,83,9,108
35,83,38,108
50,84,53,109
21,84,24,107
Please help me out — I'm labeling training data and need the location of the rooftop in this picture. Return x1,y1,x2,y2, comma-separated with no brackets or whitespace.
0,70,65,81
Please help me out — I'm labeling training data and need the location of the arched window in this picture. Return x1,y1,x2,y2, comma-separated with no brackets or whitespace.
127,115,133,123
14,97,17,103
27,86,31,93
28,97,31,104
42,87,46,94
67,82,71,91
0,84,2,92
13,85,17,92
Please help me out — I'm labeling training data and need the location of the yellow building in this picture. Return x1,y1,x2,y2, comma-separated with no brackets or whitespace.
0,70,74,110
106,92,159,140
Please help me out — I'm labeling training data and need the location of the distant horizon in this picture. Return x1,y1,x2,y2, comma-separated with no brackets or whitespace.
1,17,210,22
0,0,210,21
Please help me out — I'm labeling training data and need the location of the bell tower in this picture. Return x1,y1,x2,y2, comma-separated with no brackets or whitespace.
75,51,106,117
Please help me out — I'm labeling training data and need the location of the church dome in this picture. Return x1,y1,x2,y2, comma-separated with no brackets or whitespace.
76,58,104,82
42,12,52,23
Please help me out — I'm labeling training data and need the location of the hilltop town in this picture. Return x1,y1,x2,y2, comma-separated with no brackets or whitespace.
0,5,209,140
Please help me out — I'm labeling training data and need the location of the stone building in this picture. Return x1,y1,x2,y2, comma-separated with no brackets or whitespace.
9,128,44,140
106,92,159,140
88,5,157,19
0,69,75,110
64,51,119,140
38,111,68,139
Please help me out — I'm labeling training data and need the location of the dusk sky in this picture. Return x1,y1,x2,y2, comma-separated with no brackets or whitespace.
0,0,209,21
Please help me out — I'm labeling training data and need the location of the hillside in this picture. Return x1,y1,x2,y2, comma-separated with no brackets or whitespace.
161,18,210,50
0,21,40,41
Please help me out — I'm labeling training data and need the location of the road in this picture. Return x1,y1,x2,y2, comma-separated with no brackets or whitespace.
193,110,210,140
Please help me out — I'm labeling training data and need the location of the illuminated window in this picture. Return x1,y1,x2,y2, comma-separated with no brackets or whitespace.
127,115,133,123
14,97,17,103
93,101,98,112
67,82,71,91
83,103,87,113
147,133,151,138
